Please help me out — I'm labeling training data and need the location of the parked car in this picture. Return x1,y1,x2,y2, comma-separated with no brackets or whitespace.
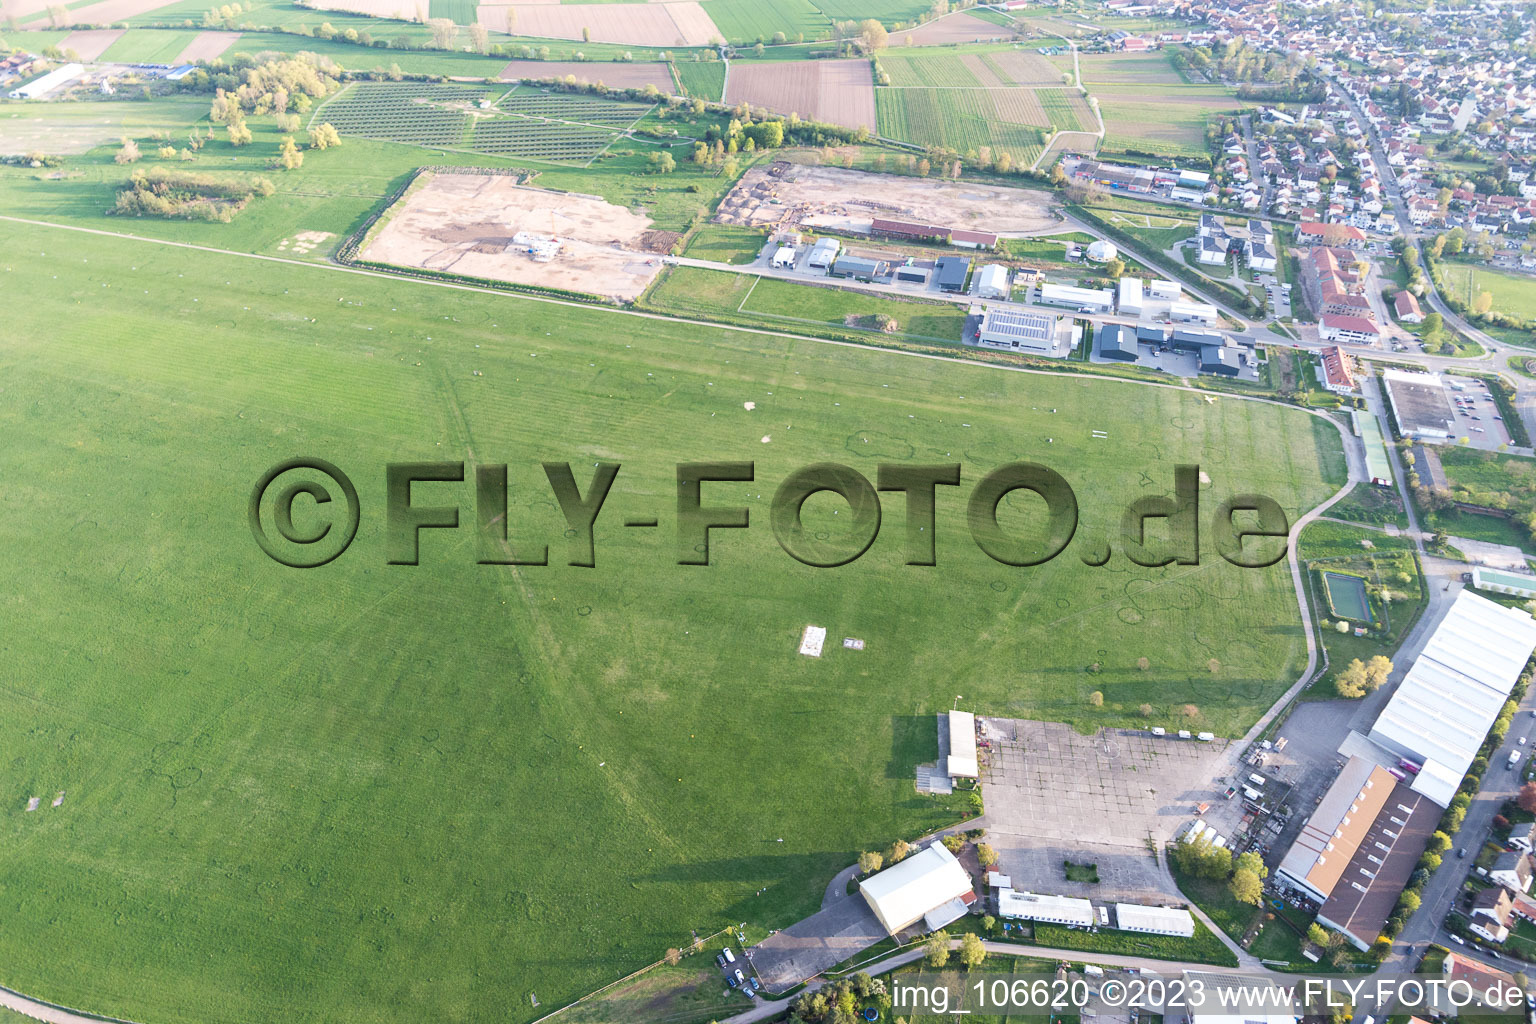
734,968,745,985
1452,934,1466,945
722,947,736,964
1458,848,1468,858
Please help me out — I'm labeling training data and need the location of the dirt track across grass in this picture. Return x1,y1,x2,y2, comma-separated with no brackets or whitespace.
360,171,665,301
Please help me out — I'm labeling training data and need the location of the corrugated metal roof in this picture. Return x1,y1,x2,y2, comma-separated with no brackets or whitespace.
1369,591,1536,806
860,842,974,935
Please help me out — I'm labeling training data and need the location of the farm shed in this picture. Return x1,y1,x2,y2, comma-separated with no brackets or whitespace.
951,228,998,249
871,218,950,244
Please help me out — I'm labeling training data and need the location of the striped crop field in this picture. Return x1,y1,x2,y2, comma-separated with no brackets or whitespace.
879,52,981,87
876,87,1044,166
308,82,653,164
1038,88,1092,133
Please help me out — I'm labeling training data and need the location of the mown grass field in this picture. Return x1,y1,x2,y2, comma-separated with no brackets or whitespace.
648,265,971,341
1073,49,1243,159
705,0,832,43
682,223,767,264
809,0,934,23
0,199,1346,1024
97,28,200,63
672,58,727,102
1439,262,1536,321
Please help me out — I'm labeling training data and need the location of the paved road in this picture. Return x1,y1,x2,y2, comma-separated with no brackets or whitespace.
723,937,1306,1024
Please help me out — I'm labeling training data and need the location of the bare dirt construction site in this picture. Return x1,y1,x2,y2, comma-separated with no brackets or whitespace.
360,172,666,302
723,60,875,132
496,59,673,92
715,162,1059,235
476,1,720,45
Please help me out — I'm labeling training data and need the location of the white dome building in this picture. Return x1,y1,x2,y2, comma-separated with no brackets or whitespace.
1085,239,1118,262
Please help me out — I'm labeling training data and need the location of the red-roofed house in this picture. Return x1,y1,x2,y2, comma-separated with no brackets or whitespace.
1440,953,1522,1010
1298,222,1368,247
1319,346,1356,393
1320,314,1381,343
1394,290,1424,323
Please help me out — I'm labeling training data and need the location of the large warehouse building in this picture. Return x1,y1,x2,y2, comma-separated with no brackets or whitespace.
1275,756,1439,950
977,309,1071,355
1367,591,1536,806
1381,368,1457,441
1039,283,1114,310
860,842,976,936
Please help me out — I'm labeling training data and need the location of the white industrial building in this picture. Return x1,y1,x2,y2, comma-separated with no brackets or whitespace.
807,237,839,269
771,245,796,268
998,890,1094,927
1472,567,1536,599
9,63,84,100
1117,277,1144,316
1113,903,1194,937
1169,300,1218,324
1148,279,1181,299
974,264,1009,299
976,309,1066,355
860,841,976,935
1038,283,1114,310
947,709,978,780
1367,591,1536,806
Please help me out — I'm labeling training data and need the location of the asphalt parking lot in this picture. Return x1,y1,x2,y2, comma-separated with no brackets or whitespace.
747,898,886,993
978,717,1234,902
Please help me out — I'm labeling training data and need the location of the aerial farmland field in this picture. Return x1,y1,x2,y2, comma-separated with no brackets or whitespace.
875,87,1046,166
670,57,726,101
0,207,1344,1024
703,0,832,43
723,58,876,131
307,82,656,164
1075,50,1244,159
